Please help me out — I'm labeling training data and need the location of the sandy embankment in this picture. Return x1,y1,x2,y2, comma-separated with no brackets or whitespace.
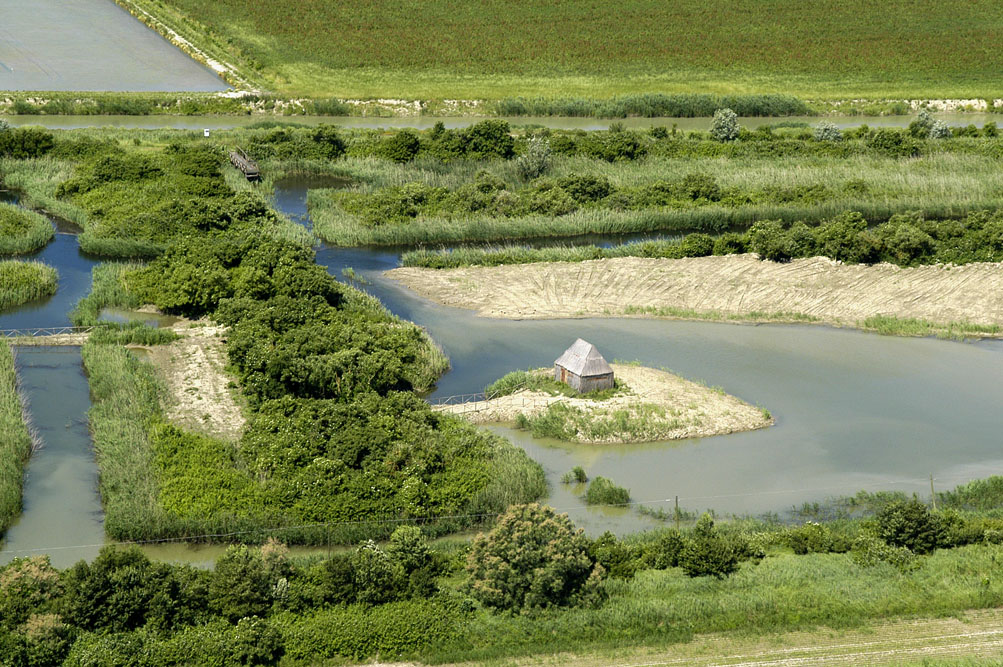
388,254,1003,331
434,364,771,444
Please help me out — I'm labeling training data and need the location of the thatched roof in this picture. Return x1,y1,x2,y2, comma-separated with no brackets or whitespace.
554,339,613,377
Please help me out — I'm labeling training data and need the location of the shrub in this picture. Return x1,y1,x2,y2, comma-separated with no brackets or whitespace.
908,109,935,138
210,546,274,621
710,108,740,142
466,503,605,613
651,529,685,568
813,120,843,142
379,129,420,163
983,122,998,138
867,129,919,157
0,128,54,159
875,499,945,555
584,476,631,505
785,521,834,554
678,232,714,257
589,532,642,579
678,514,739,578
748,219,792,262
929,120,952,139
850,535,919,572
516,136,552,180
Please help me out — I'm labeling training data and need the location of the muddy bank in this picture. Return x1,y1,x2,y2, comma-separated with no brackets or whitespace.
435,364,771,443
388,254,1003,334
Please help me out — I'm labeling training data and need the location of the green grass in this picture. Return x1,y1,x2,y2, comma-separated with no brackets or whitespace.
584,476,631,506
69,263,144,326
0,340,34,536
859,315,1003,340
0,260,58,311
434,545,1003,662
0,157,87,227
315,148,1003,247
0,202,54,255
147,0,1003,100
485,368,627,400
625,305,820,324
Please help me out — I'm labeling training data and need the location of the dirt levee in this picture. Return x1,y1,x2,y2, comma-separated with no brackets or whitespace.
388,254,1003,327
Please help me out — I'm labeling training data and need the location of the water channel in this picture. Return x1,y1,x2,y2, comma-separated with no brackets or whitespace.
4,172,1003,567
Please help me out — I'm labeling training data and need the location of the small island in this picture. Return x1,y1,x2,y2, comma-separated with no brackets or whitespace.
434,339,773,444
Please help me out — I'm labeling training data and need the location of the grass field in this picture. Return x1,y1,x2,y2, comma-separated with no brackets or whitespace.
148,0,1003,100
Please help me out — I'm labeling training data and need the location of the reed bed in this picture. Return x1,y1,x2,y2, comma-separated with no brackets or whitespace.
0,341,34,535
0,260,58,312
0,157,87,227
0,202,54,255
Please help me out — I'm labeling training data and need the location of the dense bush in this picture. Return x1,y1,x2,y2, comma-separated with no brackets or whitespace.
875,499,945,555
710,108,740,142
813,120,843,142
0,128,54,159
678,514,740,578
466,503,605,613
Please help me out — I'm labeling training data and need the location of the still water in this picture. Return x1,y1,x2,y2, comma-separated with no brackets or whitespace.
0,0,227,92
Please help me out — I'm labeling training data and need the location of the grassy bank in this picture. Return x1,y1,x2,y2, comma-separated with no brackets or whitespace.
0,202,54,255
0,260,58,311
0,341,33,536
133,0,1003,101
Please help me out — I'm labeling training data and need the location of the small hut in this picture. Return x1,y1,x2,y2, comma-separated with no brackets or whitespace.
554,339,614,393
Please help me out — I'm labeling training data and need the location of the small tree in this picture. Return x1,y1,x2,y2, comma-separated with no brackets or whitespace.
466,503,605,613
678,514,739,579
210,545,273,621
710,108,740,142
813,120,843,142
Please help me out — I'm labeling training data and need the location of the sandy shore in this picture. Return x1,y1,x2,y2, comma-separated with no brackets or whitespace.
434,364,771,443
388,254,1003,331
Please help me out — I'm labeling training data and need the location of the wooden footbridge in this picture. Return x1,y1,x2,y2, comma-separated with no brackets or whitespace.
229,147,260,181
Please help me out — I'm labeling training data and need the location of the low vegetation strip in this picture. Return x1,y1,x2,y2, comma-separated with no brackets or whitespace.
0,340,33,536
388,255,1003,336
0,260,58,312
436,365,771,443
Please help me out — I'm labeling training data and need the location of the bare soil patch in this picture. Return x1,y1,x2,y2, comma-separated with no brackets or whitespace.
141,321,246,442
434,364,770,443
388,254,1003,332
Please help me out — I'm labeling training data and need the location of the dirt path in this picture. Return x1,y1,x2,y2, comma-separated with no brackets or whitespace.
388,255,1003,331
441,608,1003,666
435,364,770,443
141,322,246,442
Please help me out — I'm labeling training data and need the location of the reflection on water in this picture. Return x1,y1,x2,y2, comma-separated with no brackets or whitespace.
0,347,102,568
0,0,226,92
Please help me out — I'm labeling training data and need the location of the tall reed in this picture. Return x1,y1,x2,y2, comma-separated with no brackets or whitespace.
0,260,58,312
0,340,34,535
0,202,54,255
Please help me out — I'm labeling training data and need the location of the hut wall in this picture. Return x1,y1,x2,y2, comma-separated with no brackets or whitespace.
578,372,614,393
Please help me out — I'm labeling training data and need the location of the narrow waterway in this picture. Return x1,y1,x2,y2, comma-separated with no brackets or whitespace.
0,347,103,568
5,112,1003,132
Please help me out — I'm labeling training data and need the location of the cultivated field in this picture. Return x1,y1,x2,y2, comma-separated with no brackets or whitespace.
389,254,1003,335
148,0,1003,99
